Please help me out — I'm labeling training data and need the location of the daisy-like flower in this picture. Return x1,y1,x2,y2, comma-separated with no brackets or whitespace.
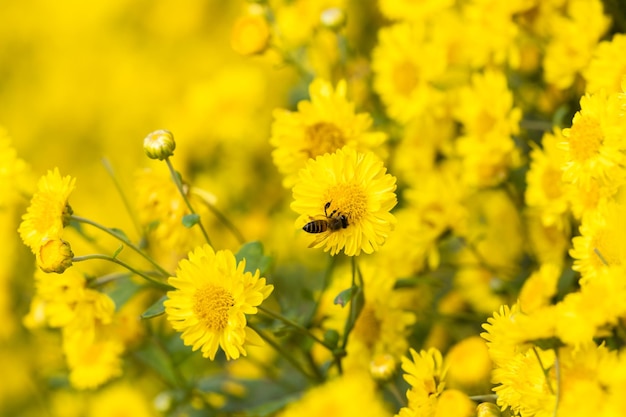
164,244,273,360
291,147,397,256
584,33,626,94
18,167,76,253
561,91,626,188
270,78,386,188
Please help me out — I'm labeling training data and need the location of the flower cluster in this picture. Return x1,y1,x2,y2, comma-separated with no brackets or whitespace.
3,0,626,416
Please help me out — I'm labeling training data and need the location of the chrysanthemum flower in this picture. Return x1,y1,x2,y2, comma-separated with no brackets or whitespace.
18,167,76,253
270,78,387,188
276,372,392,417
525,129,569,228
230,8,270,56
164,244,273,360
561,91,626,188
291,147,397,256
371,22,447,124
584,33,626,93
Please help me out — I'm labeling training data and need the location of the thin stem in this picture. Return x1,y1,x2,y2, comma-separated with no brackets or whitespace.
532,347,555,395
101,157,143,237
192,187,245,245
594,248,609,266
165,158,212,246
257,305,336,351
248,323,320,382
71,215,171,277
553,349,561,417
73,254,172,289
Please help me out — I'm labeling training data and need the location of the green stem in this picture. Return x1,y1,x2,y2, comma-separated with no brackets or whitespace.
71,215,171,277
553,349,561,417
73,254,172,289
532,347,555,395
191,187,245,245
165,158,212,246
257,305,336,352
248,323,320,382
101,157,143,237
468,394,498,402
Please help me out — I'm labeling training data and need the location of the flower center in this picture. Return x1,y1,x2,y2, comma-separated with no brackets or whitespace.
324,183,368,224
568,117,603,163
304,122,346,158
192,284,234,331
392,60,419,97
352,305,381,349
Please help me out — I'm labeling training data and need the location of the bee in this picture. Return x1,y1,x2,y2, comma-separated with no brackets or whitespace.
303,202,348,247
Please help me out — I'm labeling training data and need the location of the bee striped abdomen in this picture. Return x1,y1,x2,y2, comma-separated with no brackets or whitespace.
303,220,329,234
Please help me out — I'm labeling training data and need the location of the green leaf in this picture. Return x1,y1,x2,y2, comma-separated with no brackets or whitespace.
141,295,167,319
133,343,179,387
182,213,200,228
106,274,140,309
110,227,129,241
112,244,124,259
334,286,357,308
235,241,273,276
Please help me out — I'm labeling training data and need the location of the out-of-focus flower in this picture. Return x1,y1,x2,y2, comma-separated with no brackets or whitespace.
230,9,270,56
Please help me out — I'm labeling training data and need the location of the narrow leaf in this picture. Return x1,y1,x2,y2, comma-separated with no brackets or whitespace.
334,286,357,307
141,295,167,319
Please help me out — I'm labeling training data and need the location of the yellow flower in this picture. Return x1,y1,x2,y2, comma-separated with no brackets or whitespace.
88,383,157,417
64,332,125,390
541,0,610,89
561,91,626,189
276,372,392,417
570,201,626,280
395,348,446,417
0,129,32,207
164,244,273,360
270,78,386,188
378,0,454,22
372,22,447,124
37,238,73,274
230,8,270,56
445,336,492,393
525,129,569,228
18,168,76,253
291,147,397,256
584,33,626,94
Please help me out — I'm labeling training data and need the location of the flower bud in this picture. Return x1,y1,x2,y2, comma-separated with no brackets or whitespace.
143,129,176,160
230,9,270,56
369,353,396,381
476,402,502,417
37,238,73,274
320,8,346,31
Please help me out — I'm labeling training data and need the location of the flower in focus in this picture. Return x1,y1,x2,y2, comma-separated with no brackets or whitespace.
18,168,76,253
561,91,626,189
143,129,176,160
275,372,392,417
165,244,274,360
270,78,387,188
291,147,397,256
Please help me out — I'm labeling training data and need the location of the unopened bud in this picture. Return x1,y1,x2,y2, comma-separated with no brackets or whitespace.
476,402,501,417
37,238,73,274
143,129,176,160
369,353,397,381
320,8,346,31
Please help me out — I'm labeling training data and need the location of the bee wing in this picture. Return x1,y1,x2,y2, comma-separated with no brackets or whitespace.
307,230,331,248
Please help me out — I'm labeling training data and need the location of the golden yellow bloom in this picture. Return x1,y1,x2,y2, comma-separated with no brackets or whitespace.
64,332,125,390
230,9,270,56
584,33,626,93
165,244,273,360
445,336,492,393
561,91,626,189
378,0,454,22
88,383,157,417
276,372,392,417
372,22,447,124
0,129,32,207
291,147,397,256
395,348,446,417
270,78,387,188
18,168,76,253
